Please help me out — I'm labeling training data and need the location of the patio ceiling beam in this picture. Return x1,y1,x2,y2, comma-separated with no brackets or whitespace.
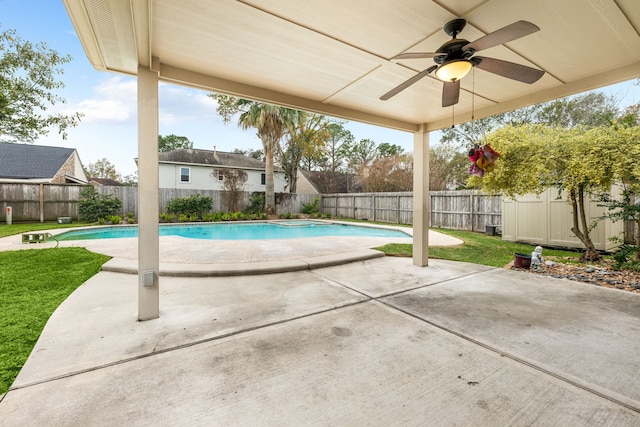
157,63,420,133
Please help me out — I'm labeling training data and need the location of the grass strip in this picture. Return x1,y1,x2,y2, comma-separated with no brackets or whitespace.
0,247,110,394
0,222,92,239
376,227,582,268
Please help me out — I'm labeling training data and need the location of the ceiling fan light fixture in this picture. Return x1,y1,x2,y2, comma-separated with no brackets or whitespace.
435,59,472,82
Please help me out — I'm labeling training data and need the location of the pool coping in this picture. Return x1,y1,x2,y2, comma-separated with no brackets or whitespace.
101,249,386,277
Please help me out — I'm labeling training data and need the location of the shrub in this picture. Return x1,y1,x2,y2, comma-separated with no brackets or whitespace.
78,186,123,222
159,213,175,222
107,215,121,224
612,244,640,271
301,197,320,215
179,214,189,222
245,192,265,214
165,194,213,216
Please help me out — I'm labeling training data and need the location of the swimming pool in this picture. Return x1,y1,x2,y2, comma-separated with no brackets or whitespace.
55,220,411,241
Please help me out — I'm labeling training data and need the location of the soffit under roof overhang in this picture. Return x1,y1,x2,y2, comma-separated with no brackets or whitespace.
63,0,640,133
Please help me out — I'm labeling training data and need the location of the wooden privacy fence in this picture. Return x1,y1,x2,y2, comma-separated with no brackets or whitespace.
0,183,316,222
0,183,83,222
319,190,502,232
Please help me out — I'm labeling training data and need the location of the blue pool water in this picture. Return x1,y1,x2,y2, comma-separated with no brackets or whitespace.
55,220,411,241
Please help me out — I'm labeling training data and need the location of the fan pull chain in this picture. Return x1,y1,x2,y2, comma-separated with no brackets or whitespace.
451,103,455,128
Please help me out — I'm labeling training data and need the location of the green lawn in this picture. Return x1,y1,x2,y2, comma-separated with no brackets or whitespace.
376,227,582,268
0,222,92,239
0,247,110,394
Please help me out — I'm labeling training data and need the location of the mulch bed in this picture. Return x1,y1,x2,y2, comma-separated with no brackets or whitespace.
512,257,640,294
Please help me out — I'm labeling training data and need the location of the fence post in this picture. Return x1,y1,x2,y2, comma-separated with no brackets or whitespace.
40,184,44,223
353,195,357,218
469,193,474,232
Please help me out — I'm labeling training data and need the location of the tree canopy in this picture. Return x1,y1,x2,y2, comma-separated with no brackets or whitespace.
471,123,640,261
440,92,623,149
85,158,122,181
279,111,330,193
0,28,82,142
158,134,193,152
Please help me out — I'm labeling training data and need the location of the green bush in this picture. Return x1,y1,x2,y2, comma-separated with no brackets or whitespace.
159,213,175,222
245,192,265,214
301,197,320,215
107,215,121,224
165,194,213,217
78,186,123,222
612,244,640,271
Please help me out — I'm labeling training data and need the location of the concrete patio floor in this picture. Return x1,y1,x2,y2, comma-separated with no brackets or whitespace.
1,253,639,425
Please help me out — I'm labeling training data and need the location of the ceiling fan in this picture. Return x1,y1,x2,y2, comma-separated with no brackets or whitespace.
380,19,545,107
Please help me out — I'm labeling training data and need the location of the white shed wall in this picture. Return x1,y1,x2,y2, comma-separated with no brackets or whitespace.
502,188,623,251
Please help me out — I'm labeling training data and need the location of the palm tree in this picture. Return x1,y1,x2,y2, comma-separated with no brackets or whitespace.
237,101,297,213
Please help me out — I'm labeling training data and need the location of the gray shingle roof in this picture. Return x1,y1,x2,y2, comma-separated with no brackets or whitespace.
0,143,75,179
159,148,281,171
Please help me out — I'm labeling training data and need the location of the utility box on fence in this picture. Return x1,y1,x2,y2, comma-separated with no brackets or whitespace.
6,206,12,225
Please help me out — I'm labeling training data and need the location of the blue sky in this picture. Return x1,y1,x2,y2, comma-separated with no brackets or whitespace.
2,0,639,177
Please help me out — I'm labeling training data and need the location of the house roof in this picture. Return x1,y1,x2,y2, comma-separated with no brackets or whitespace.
158,148,282,171
300,170,360,194
63,1,640,133
0,143,76,179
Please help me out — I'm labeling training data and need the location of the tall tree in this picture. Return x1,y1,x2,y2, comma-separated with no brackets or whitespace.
158,134,193,152
210,94,297,213
376,142,404,158
0,28,82,142
320,122,354,172
359,154,413,192
279,111,330,193
342,138,378,173
85,158,121,181
429,145,469,190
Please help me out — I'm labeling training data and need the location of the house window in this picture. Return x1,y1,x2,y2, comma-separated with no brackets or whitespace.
180,167,190,183
218,171,224,181
261,173,266,185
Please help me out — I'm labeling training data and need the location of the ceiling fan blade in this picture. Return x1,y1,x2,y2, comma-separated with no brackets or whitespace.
442,80,460,107
474,56,544,83
391,52,440,60
380,66,437,101
463,21,539,53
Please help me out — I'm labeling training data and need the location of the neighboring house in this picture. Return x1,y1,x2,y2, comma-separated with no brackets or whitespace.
158,148,285,192
89,177,123,186
295,170,360,194
0,143,88,184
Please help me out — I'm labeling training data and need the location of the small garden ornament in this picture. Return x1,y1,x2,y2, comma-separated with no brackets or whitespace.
531,246,543,272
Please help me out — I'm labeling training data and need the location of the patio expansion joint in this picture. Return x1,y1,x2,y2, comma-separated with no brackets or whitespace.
376,297,640,415
6,298,372,394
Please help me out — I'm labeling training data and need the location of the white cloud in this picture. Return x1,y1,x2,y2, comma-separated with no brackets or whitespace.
62,76,137,123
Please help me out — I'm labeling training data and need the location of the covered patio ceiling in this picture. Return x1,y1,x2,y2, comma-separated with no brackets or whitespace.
64,0,640,133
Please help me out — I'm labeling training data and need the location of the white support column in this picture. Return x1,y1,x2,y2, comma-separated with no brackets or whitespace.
137,65,160,320
413,127,430,266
